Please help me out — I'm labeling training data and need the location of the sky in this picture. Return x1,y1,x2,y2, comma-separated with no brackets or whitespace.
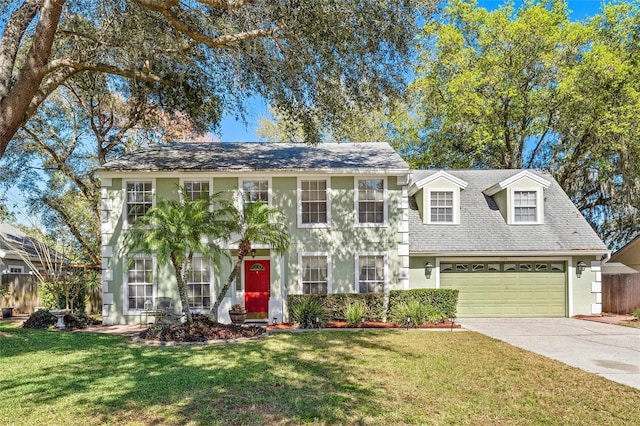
215,0,609,142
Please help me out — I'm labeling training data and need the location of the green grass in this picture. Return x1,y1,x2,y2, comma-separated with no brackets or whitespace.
1,322,639,425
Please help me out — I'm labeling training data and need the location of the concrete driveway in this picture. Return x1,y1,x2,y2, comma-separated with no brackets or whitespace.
459,318,640,389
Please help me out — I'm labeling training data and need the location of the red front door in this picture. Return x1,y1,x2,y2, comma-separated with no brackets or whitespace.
244,260,270,316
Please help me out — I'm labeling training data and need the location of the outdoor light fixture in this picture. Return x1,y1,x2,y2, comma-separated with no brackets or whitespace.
425,262,434,277
576,261,587,278
250,248,256,258
144,299,152,311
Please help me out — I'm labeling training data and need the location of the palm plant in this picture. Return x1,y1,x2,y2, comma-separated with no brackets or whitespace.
123,187,238,324
211,200,290,320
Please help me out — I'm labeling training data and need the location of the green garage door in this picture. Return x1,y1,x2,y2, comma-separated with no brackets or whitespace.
439,262,566,317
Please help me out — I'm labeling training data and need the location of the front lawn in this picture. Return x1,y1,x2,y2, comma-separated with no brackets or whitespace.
0,321,638,425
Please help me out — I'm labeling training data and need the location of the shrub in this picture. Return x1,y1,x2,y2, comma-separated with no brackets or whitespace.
389,289,459,319
390,300,446,326
632,308,640,320
287,293,385,322
289,297,328,328
344,300,368,325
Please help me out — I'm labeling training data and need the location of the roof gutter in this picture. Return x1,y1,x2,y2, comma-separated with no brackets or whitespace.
410,250,611,258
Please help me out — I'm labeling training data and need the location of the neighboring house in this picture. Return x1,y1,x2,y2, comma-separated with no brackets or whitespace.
97,143,609,325
609,236,640,272
0,222,46,277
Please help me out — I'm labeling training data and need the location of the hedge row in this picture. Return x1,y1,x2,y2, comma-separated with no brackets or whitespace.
287,288,459,322
287,293,386,321
389,289,459,319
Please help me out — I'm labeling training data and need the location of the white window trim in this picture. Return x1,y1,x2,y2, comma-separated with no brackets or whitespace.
354,177,388,227
186,254,213,312
297,177,331,229
355,252,388,293
122,254,156,315
123,178,156,229
426,188,458,225
179,178,213,202
298,252,332,294
510,187,543,225
8,265,24,273
239,176,272,207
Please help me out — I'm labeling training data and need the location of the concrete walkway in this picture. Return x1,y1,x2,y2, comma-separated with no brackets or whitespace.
459,318,640,390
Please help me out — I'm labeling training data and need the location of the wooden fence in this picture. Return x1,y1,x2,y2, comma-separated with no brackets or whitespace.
1,273,102,314
602,273,640,314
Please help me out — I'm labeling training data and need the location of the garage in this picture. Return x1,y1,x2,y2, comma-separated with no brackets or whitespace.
439,261,567,317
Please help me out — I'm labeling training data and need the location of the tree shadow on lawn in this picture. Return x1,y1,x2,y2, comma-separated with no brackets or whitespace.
0,326,415,425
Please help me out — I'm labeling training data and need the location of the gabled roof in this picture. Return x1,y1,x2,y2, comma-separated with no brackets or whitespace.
409,169,608,255
408,170,468,196
0,222,45,260
97,142,410,174
483,170,551,196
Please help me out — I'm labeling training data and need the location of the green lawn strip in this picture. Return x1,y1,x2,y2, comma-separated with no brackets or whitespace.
1,321,639,425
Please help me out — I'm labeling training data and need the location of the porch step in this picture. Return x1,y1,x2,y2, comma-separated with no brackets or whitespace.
244,319,268,326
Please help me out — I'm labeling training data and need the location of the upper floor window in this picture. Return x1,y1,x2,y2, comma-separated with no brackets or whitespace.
356,178,385,225
126,181,153,224
184,181,210,201
358,255,385,293
8,266,24,273
242,180,269,204
514,190,537,223
301,255,329,295
429,191,454,223
298,179,330,227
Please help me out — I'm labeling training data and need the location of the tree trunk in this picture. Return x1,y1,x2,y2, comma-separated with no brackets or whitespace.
0,0,66,159
211,259,242,322
171,259,193,324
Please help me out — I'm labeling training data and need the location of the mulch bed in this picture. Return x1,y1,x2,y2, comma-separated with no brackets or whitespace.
268,321,460,330
138,314,266,342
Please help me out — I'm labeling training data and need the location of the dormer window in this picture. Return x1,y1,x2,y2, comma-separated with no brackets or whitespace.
429,191,454,223
514,190,537,223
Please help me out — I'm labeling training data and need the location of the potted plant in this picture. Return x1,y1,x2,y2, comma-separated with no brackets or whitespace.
0,281,13,318
228,303,247,324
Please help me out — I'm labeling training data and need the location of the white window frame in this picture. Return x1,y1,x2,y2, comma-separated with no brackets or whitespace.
355,252,388,293
355,177,388,227
240,177,272,206
510,187,543,224
297,177,331,228
123,178,155,228
426,189,456,224
298,252,332,295
123,255,156,315
186,254,213,311
8,265,24,273
179,178,213,202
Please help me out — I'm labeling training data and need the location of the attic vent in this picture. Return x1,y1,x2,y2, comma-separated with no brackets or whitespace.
249,263,265,272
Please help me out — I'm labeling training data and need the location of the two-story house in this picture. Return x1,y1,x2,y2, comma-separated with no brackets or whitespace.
97,143,609,325
97,142,411,324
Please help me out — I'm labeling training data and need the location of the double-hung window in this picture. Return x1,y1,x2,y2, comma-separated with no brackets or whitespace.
513,190,538,223
299,179,329,226
187,257,211,309
301,255,329,295
358,255,385,293
429,191,454,223
183,181,210,201
127,257,153,311
242,180,269,204
356,178,385,225
126,181,152,224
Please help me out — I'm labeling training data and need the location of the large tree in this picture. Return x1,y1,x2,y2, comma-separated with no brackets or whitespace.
0,0,433,159
399,0,640,249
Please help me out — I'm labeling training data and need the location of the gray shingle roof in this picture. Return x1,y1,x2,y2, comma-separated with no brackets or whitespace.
409,169,608,254
98,142,409,173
